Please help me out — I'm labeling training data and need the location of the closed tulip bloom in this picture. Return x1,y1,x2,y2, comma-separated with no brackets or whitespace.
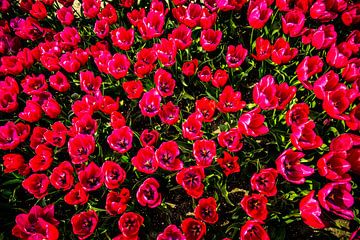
300,190,327,229
296,56,324,90
251,37,272,61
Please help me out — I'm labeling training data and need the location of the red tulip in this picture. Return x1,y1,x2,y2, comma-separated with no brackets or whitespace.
64,183,89,205
182,112,204,140
154,68,176,97
182,59,198,76
193,139,216,167
118,212,144,238
200,29,222,52
139,88,162,118
0,121,21,150
198,65,213,82
140,129,159,147
318,182,354,220
107,126,133,154
226,44,248,68
71,210,98,240
281,9,305,37
311,24,337,50
136,177,162,208
285,103,310,126
196,97,216,122
326,44,349,69
127,8,146,26
21,74,47,95
296,56,323,90
50,161,74,190
217,85,246,113
30,1,47,20
94,20,109,39
156,140,183,171
251,37,272,61
194,197,218,224
330,134,360,175
29,144,53,172
276,0,312,13
313,70,342,100
250,168,278,196
122,80,144,100
111,27,134,51
2,153,25,174
78,162,104,191
157,225,186,240
19,100,42,123
68,134,95,164
310,0,347,22
275,149,314,184
317,151,351,181
79,71,102,94
217,128,243,152
22,173,50,199
253,75,278,110
108,53,131,79
176,166,205,198
290,121,323,150
49,71,70,92
97,3,118,24
216,151,240,176
137,11,165,40
299,190,327,229
247,0,273,29
342,58,360,82
172,3,202,28
323,88,351,120
155,38,177,67
105,189,130,215
240,220,270,240
212,69,229,88
131,146,158,174
168,24,192,50
12,205,59,240
271,37,298,65
241,194,268,221
346,105,360,131
181,218,206,240
200,8,217,29
82,0,101,18
59,52,81,73
56,6,74,25
102,161,126,189
341,3,360,26
238,107,269,137
159,101,180,125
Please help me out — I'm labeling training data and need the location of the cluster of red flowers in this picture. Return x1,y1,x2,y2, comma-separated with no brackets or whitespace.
0,0,359,239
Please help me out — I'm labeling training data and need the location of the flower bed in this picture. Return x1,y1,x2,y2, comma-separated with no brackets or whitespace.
0,0,359,239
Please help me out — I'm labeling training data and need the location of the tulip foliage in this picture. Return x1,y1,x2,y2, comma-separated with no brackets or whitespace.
0,0,359,239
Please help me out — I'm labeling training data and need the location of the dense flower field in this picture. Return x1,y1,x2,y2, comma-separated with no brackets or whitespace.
0,0,359,239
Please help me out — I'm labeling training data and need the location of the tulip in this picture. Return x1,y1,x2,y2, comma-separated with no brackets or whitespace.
275,149,314,184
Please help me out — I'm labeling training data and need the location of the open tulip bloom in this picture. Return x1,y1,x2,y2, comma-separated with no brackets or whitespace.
1,0,359,239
